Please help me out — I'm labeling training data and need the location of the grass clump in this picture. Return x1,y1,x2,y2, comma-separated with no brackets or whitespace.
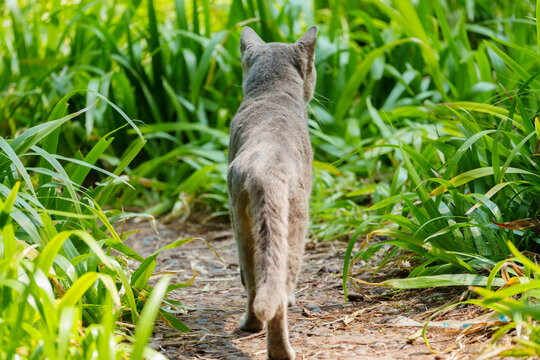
336,0,540,354
0,97,190,358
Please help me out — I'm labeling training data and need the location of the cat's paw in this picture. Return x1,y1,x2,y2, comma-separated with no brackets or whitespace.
268,345,295,360
238,313,264,333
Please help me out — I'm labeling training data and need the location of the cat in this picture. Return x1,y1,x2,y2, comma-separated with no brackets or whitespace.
227,25,317,360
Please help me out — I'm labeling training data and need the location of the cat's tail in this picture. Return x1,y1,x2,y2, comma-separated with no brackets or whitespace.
248,174,289,322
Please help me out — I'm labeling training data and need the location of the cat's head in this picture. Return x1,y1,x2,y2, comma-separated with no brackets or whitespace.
240,26,317,103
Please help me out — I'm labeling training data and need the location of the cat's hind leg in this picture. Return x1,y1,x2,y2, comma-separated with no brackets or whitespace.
285,198,308,309
233,200,264,333
267,298,295,360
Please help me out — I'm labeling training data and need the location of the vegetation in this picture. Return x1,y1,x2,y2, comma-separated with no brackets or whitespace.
0,97,191,357
1,0,539,358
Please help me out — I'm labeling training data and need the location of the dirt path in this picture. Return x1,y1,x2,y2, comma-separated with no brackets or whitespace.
125,217,492,360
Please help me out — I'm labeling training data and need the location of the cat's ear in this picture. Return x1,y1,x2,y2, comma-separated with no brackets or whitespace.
240,27,264,55
296,26,317,57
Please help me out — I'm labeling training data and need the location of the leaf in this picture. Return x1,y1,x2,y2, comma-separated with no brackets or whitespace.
158,310,190,333
491,219,540,232
334,38,412,122
342,219,375,303
485,41,540,89
10,95,96,154
131,276,171,360
0,137,36,198
351,274,506,289
38,230,113,275
442,101,523,127
465,182,519,215
190,31,228,103
443,130,496,180
131,238,195,288
313,160,341,176
0,182,20,229
431,167,538,196
57,272,99,310
57,307,76,360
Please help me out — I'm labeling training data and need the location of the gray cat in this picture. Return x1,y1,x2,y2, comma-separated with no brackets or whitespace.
227,26,317,360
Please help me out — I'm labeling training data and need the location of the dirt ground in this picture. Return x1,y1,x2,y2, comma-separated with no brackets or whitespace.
124,216,505,360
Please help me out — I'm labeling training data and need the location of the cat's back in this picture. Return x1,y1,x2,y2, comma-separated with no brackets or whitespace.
228,27,316,193
229,93,312,177
231,91,309,145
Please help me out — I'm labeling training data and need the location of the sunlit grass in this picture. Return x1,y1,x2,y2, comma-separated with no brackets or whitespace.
0,95,190,357
2,0,539,357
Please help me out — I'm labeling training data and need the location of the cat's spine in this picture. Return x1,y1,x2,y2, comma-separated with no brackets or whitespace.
248,174,289,322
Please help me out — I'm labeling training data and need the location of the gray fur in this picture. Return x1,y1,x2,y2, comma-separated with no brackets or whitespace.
228,26,317,360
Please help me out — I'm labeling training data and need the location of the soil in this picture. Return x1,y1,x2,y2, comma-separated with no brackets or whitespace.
123,216,504,360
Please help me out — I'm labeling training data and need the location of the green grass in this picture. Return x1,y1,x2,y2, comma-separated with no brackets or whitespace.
338,0,540,278
467,241,540,357
0,96,192,357
2,0,540,357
